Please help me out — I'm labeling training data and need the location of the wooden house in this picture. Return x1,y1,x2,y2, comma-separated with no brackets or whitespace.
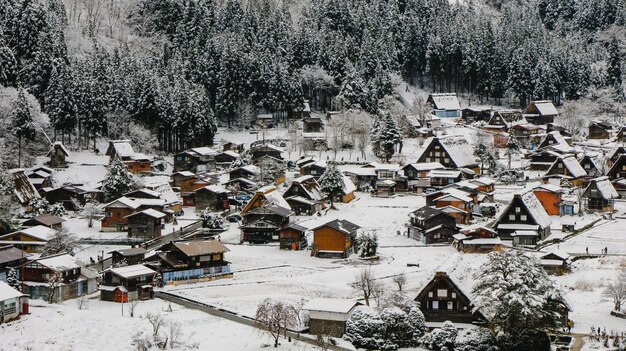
402,162,445,180
300,160,327,179
0,226,57,253
607,154,626,180
222,141,244,153
214,151,240,167
195,185,229,212
252,154,287,184
415,272,485,325
279,223,308,250
416,137,479,173
240,206,290,244
250,144,283,161
283,176,324,215
616,126,626,143
607,146,626,165
482,110,512,132
22,214,65,230
582,177,618,213
544,155,587,187
290,100,311,120
588,120,612,139
612,178,626,198
22,253,97,302
546,123,572,137
523,100,558,125
41,185,92,210
100,264,156,302
241,185,291,215
468,177,496,194
151,240,231,286
339,175,357,203
222,178,258,192
427,93,462,118
10,169,40,205
101,197,141,232
408,206,457,244
532,184,563,216
110,247,146,266
126,209,166,239
173,147,218,173
302,299,361,338
427,169,465,187
537,131,574,154
492,191,551,244
452,225,502,253
26,166,53,190
47,141,70,168
311,219,360,258
229,165,260,181
343,167,377,191
0,281,27,323
0,246,28,282
124,188,161,200
171,171,197,191
529,150,562,171
462,106,492,124
579,155,603,177
432,192,473,224
539,250,570,275
303,117,324,133
509,123,543,147
106,140,134,162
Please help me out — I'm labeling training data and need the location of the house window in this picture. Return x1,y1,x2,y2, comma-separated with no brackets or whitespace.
428,292,433,297
509,214,516,221
515,207,521,213
451,292,457,298
447,301,454,309
584,164,590,169
435,146,440,150
437,289,447,297
444,158,450,163
106,211,112,217
435,152,441,157
425,158,431,162
311,170,317,175
432,301,439,309
520,215,527,221
558,163,563,168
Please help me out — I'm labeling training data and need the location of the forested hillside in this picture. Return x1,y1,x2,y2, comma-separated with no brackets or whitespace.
0,0,624,158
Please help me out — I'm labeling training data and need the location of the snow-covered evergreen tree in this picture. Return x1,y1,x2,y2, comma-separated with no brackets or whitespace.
505,132,522,170
0,37,18,87
380,306,415,349
371,113,401,162
419,321,458,351
11,88,37,168
101,157,137,201
344,307,385,350
318,162,344,209
357,231,378,258
474,142,498,174
472,250,567,336
6,267,19,290
407,307,428,339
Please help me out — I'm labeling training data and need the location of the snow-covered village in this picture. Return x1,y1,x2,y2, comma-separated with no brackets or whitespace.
0,0,625,350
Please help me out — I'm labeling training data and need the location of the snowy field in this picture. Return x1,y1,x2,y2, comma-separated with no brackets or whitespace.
0,298,318,351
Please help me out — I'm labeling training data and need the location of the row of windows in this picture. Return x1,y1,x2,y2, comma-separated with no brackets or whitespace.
427,289,457,298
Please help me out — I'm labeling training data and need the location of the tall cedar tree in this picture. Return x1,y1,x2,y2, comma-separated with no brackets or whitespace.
318,162,344,209
371,113,401,162
11,88,37,167
101,157,137,201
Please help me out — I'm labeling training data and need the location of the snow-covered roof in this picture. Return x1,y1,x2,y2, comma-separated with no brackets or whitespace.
461,238,502,245
103,197,141,209
342,175,357,194
427,170,462,178
292,175,314,183
439,205,468,214
111,141,135,158
172,240,230,256
419,137,477,168
0,281,25,301
434,193,472,203
532,183,563,193
109,264,156,279
264,190,291,211
428,93,461,110
548,156,586,179
528,100,558,116
133,198,167,207
589,176,618,199
241,165,260,174
520,191,551,229
371,163,401,172
173,171,195,177
220,150,240,158
190,147,218,156
302,298,360,314
469,177,495,186
7,225,57,242
343,168,377,177
404,162,445,172
36,254,82,271
125,208,166,219
47,141,70,157
541,250,570,260
497,223,540,230
311,219,361,235
198,184,229,194
130,153,151,161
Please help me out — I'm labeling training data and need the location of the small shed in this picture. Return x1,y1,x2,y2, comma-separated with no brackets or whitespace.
22,214,65,230
47,141,70,168
312,219,360,258
110,247,147,266
588,120,612,140
125,209,166,239
303,298,361,337
540,250,570,275
0,281,28,323
279,223,308,250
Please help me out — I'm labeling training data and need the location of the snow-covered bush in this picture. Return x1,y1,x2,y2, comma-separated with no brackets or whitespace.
28,198,67,217
380,306,416,349
455,328,498,351
345,307,386,350
357,231,378,257
419,321,458,351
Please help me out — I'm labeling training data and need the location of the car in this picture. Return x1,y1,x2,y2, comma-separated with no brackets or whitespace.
424,188,437,194
226,214,242,223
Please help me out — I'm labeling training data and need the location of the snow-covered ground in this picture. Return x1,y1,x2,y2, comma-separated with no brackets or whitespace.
0,298,318,351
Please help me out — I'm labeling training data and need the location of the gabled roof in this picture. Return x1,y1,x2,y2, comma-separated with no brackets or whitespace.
532,183,563,194
108,264,156,279
403,162,445,172
0,281,26,301
427,169,462,178
110,247,146,257
342,175,357,194
0,245,28,265
427,93,461,110
103,197,141,210
107,140,135,158
172,240,230,257
1,225,57,242
124,188,161,199
418,137,477,168
23,214,65,227
539,131,574,153
585,176,618,199
311,219,360,235
47,141,70,157
125,208,166,219
496,191,551,229
433,193,472,203
469,177,495,186
172,171,196,178
524,100,558,116
547,156,587,178
415,271,473,306
410,206,451,221
540,250,570,261
196,184,229,194
190,147,218,156
35,253,82,271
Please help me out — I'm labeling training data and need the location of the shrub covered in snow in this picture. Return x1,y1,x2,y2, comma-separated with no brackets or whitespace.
419,321,458,351
356,231,378,257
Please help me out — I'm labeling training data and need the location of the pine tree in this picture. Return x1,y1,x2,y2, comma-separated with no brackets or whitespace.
318,162,344,209
45,62,76,140
11,88,37,167
371,113,401,162
606,36,623,101
505,132,522,170
6,267,19,290
0,37,18,87
101,157,137,201
474,141,498,174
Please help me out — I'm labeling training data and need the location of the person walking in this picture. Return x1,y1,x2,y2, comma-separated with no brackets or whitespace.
586,247,589,255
